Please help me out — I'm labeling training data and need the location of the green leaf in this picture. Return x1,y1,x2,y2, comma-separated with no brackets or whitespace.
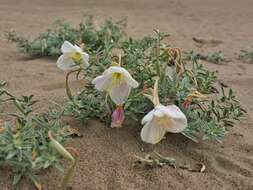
13,173,22,186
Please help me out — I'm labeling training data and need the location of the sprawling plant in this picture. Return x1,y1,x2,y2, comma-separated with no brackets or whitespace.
7,17,126,57
0,82,76,189
7,17,245,144
240,47,253,63
184,50,228,64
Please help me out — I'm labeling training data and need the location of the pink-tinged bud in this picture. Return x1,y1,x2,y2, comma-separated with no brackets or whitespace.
111,105,125,128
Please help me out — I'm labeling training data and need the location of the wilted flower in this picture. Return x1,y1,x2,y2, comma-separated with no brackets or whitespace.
182,91,207,109
111,105,125,128
92,65,138,127
141,78,187,144
56,41,89,71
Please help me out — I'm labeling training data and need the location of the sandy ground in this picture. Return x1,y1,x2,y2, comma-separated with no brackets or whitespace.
0,0,253,189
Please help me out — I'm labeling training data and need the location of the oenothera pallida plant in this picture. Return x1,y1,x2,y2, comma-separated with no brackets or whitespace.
56,41,89,99
92,57,139,127
141,78,187,144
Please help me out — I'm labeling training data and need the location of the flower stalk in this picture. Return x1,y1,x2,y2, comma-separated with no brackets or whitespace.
48,131,77,189
65,69,81,100
155,30,161,78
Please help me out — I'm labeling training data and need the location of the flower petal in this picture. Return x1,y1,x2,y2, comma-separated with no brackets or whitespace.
92,74,112,91
81,52,89,68
141,109,155,125
153,109,165,118
141,118,167,144
74,44,83,53
157,105,187,133
61,41,75,54
56,54,77,71
108,81,131,105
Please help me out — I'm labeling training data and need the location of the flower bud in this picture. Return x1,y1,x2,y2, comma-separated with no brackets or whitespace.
111,105,125,128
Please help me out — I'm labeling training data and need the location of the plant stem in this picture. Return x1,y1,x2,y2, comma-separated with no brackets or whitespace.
118,54,122,66
65,69,81,100
48,131,76,189
156,42,161,78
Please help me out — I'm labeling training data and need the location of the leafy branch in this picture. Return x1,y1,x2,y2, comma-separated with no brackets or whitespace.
0,82,76,189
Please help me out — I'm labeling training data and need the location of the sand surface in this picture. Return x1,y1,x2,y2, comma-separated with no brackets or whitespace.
0,0,253,189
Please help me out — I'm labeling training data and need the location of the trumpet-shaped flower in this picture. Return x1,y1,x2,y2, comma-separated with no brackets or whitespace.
141,105,187,144
141,78,187,144
57,41,89,71
92,65,138,127
92,66,138,105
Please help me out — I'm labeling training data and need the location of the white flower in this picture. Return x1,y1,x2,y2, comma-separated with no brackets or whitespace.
141,105,187,144
56,41,89,71
92,66,138,105
141,78,187,144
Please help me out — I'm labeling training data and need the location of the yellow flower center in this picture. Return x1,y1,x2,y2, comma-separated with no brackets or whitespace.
155,116,170,127
112,72,123,84
70,52,82,62
112,72,122,79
